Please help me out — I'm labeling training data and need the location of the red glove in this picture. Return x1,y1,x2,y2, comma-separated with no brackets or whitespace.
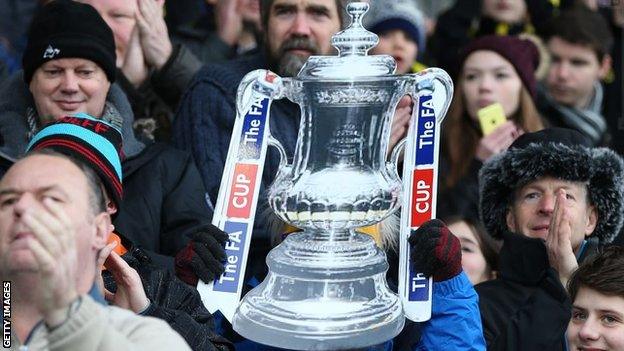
408,219,462,282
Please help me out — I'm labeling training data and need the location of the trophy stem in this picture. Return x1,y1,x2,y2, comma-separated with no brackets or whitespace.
232,230,404,350
311,228,351,242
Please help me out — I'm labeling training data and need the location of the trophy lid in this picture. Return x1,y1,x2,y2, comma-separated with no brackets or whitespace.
297,2,396,80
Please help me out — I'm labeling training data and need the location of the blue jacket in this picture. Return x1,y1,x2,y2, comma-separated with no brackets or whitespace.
417,272,485,350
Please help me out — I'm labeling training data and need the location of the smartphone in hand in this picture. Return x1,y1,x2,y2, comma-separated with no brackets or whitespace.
478,103,507,135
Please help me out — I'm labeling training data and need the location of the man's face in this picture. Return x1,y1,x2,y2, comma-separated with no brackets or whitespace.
546,37,611,109
567,286,624,351
506,177,597,250
78,0,137,67
241,0,261,27
29,58,110,124
0,155,104,278
266,0,341,77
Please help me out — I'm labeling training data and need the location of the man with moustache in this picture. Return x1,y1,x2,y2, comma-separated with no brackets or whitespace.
173,0,413,259
172,0,347,299
171,0,412,348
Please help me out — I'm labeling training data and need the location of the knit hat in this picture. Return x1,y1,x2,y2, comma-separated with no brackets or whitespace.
26,113,123,211
364,0,426,53
479,128,624,244
459,35,540,98
22,0,116,84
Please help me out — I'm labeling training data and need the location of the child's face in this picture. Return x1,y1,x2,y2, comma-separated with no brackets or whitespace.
371,29,418,75
567,286,624,351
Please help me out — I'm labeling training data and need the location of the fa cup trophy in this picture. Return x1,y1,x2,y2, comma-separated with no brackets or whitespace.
198,2,453,350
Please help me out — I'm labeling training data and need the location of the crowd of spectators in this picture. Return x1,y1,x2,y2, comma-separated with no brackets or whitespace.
2,0,624,350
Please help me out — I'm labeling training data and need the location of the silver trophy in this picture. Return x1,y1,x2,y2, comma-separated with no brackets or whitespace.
223,2,453,349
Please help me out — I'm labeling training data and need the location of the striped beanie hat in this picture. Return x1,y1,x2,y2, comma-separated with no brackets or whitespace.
26,113,123,210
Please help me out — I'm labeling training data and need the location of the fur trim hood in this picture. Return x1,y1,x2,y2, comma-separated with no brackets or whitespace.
479,129,624,243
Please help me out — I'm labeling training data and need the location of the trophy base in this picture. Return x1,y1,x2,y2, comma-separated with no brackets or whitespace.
233,231,404,350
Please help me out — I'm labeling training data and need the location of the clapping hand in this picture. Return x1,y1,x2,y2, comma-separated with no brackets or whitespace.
24,198,79,327
135,0,172,70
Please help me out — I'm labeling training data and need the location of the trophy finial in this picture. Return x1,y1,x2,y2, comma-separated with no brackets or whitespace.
331,2,378,57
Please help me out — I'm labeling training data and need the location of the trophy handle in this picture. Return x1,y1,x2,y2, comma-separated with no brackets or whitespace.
237,72,292,169
397,68,453,322
388,138,407,172
198,69,287,322
268,135,288,170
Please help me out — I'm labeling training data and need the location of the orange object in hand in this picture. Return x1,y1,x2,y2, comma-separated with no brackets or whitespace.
108,232,128,256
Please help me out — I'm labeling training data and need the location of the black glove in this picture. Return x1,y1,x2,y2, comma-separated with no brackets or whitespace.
408,219,462,282
175,224,229,285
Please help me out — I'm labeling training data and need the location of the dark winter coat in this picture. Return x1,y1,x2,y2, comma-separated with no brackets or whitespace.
172,52,300,248
116,141,213,270
103,248,234,351
171,26,237,64
118,43,202,142
0,60,8,84
603,10,624,159
437,156,482,221
476,231,601,350
0,72,213,271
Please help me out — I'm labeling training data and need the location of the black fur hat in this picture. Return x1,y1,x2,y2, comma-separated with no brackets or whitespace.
479,128,624,243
